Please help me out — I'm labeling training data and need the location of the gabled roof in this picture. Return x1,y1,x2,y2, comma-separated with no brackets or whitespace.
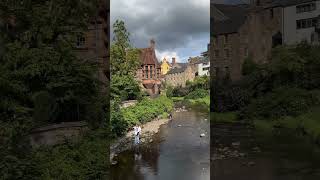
139,47,160,66
212,4,249,35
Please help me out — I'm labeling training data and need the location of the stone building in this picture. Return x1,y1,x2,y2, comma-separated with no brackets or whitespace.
74,0,109,94
136,40,162,96
271,0,320,44
212,0,320,81
212,3,249,81
165,63,195,87
197,57,210,76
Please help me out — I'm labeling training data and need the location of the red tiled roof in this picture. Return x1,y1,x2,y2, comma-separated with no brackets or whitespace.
139,47,160,66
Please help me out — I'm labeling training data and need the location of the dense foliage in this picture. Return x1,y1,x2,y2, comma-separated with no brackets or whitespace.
172,76,210,97
185,88,209,99
111,74,141,101
0,1,108,179
110,20,141,102
212,42,320,120
110,20,140,76
111,96,173,137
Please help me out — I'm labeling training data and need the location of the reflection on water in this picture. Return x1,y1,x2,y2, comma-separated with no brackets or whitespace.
111,110,210,180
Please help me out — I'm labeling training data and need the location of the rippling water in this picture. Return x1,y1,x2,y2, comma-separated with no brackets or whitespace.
212,123,320,180
111,109,210,180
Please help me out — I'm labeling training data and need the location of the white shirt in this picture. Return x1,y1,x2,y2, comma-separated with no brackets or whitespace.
133,126,138,136
137,126,141,134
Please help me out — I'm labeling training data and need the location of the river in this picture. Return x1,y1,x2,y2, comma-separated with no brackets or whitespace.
212,122,320,180
110,107,210,180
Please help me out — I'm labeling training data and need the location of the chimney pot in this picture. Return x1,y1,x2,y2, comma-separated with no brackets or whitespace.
172,57,176,64
150,39,155,49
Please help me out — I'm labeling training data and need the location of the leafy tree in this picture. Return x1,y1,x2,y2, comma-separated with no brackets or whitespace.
0,0,107,179
111,20,140,76
111,74,141,101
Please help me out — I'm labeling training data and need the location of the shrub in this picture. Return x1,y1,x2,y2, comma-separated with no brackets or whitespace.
172,86,189,97
166,85,174,98
111,75,141,101
110,100,128,137
185,89,208,99
241,87,320,119
242,57,258,75
118,96,173,135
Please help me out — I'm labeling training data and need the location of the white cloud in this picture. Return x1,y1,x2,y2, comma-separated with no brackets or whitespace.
155,49,181,63
111,0,210,62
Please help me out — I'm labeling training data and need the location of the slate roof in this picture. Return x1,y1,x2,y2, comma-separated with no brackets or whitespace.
167,63,188,75
195,57,209,64
212,4,249,35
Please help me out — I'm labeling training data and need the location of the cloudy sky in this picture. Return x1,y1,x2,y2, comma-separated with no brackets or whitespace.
111,0,210,63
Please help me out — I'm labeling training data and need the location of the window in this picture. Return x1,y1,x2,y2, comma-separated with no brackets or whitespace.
225,66,230,77
145,66,148,79
215,67,220,77
297,3,316,13
224,35,229,44
224,49,230,58
256,0,260,6
203,67,210,71
270,9,274,19
214,50,219,58
76,36,85,48
297,18,317,29
150,66,153,78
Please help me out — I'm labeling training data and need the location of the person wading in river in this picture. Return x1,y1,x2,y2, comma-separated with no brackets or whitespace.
133,124,142,145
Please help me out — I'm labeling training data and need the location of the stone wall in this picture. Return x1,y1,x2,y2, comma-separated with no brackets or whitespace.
120,100,138,109
165,66,195,87
211,4,282,81
29,122,88,148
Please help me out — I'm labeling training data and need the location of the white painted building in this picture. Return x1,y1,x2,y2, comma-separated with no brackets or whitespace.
280,0,320,44
197,59,210,76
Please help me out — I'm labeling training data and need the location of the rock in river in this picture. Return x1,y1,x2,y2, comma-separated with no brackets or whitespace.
200,133,205,137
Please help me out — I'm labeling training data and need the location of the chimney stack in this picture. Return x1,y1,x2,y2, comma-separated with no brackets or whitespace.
172,57,176,65
150,39,155,49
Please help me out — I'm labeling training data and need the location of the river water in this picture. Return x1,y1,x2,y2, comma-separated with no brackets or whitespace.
111,108,320,180
212,123,320,180
110,108,210,180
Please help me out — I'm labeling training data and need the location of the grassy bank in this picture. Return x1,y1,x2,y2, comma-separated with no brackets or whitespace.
111,96,174,137
212,108,320,144
211,112,238,123
253,107,320,142
171,95,209,111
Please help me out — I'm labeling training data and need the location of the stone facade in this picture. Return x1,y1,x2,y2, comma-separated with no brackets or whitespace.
136,40,162,96
212,0,320,81
74,0,109,94
30,122,88,148
212,1,282,81
165,60,197,87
